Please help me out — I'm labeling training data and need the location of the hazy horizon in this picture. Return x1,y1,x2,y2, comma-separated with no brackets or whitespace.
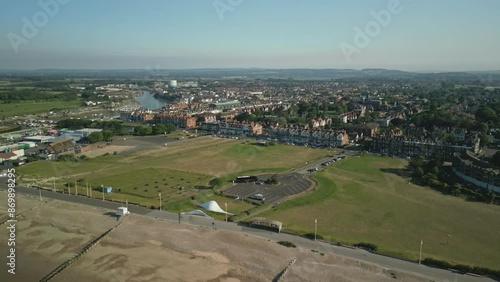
1,0,499,71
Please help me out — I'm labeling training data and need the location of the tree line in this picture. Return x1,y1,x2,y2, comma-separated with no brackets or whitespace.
0,90,77,102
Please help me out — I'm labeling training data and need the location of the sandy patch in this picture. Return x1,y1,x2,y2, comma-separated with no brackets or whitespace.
0,192,432,282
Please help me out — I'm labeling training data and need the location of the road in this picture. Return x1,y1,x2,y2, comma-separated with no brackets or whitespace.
1,183,495,282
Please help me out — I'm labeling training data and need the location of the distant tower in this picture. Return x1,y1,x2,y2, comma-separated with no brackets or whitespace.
168,80,177,88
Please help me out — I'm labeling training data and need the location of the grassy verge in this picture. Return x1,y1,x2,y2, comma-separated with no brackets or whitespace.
258,156,500,270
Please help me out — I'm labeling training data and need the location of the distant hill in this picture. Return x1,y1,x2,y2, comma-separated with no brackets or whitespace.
0,68,499,81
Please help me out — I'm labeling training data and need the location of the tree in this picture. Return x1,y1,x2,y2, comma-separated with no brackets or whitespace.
480,133,491,147
101,130,113,141
430,166,440,176
475,106,498,123
134,125,152,136
87,131,103,143
413,167,424,178
390,118,404,127
492,151,500,166
165,124,176,133
152,123,168,135
209,177,223,188
265,174,279,185
410,156,426,169
277,117,287,126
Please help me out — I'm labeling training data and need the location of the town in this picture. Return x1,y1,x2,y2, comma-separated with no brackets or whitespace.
2,70,500,200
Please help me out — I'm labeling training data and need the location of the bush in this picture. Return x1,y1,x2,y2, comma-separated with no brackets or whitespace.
209,177,224,188
57,155,77,162
422,258,451,269
277,241,296,248
265,174,279,185
304,233,324,240
422,258,500,279
354,242,378,252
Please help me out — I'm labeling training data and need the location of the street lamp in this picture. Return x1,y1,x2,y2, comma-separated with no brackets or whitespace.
225,203,228,222
419,240,423,264
314,218,318,240
159,193,162,211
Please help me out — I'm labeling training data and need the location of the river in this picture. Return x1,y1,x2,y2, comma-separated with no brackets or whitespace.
135,91,167,109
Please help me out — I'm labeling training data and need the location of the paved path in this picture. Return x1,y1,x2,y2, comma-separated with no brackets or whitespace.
1,183,494,282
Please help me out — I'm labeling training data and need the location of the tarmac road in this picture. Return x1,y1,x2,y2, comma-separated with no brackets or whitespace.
0,183,495,282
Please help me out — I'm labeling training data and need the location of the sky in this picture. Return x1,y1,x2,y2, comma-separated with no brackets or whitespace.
0,0,499,71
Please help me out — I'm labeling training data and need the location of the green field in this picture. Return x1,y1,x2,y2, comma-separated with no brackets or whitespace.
18,138,326,212
0,100,81,116
259,156,500,269
134,139,329,177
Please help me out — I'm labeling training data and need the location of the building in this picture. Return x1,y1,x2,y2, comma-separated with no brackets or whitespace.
370,134,480,160
269,125,349,147
210,100,241,109
45,139,76,155
452,151,500,193
333,111,357,123
121,111,155,122
346,122,379,138
168,80,178,88
197,113,217,124
101,186,113,193
202,121,263,136
374,117,392,127
155,114,197,128
0,152,17,164
219,122,263,136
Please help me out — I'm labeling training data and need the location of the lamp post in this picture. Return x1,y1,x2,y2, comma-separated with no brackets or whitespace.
419,240,423,265
159,193,162,211
39,187,42,201
225,203,228,222
314,218,318,240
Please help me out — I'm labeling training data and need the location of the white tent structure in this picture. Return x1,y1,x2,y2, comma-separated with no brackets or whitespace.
184,209,213,218
198,200,233,215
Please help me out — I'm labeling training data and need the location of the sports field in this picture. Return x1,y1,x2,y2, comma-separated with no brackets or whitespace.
259,156,500,270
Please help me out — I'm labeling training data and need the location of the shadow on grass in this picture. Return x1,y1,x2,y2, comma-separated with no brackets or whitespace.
380,168,412,177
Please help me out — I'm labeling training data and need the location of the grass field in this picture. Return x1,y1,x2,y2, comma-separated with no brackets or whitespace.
18,138,327,211
134,139,329,177
259,156,500,270
0,100,81,116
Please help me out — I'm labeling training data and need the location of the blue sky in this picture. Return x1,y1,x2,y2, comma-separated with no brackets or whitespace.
0,0,499,71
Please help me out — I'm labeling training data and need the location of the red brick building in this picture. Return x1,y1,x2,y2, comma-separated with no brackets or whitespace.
155,114,197,128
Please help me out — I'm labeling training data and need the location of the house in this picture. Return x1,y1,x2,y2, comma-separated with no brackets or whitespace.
374,117,392,127
333,111,357,123
197,113,217,124
0,152,17,164
218,122,263,136
452,151,500,193
346,122,379,138
46,139,76,155
155,113,197,128
269,125,348,147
